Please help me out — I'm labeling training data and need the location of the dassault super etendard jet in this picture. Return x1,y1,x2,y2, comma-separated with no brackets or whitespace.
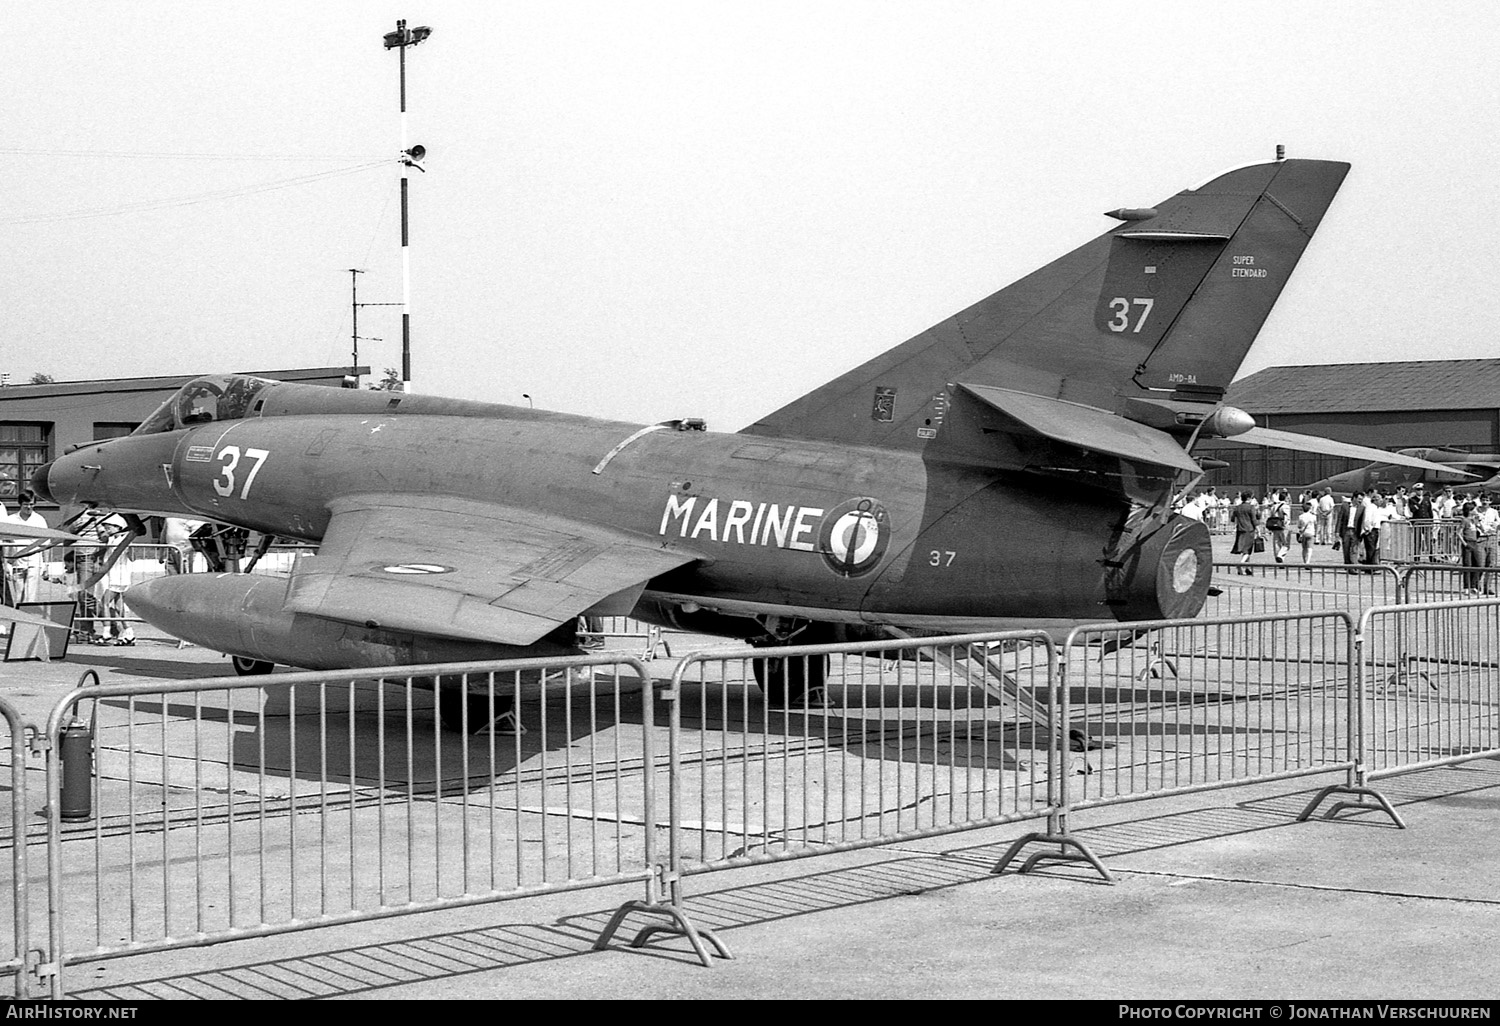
34,157,1454,708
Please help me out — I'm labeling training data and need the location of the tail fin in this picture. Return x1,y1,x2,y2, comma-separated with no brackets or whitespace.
742,158,1350,450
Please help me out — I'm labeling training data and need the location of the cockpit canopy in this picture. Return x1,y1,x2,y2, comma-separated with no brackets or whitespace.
133,375,278,435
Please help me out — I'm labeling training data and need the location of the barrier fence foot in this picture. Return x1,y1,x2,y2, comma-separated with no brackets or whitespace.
1296,785,1407,829
993,831,1115,884
593,899,731,967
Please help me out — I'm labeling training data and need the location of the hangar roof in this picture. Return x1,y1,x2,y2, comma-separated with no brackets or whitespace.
1225,360,1500,414
0,366,367,400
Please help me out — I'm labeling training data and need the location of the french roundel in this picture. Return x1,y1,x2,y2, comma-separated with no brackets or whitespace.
818,497,890,578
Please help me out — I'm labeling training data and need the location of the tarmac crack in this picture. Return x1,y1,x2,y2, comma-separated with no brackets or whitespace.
1107,867,1500,906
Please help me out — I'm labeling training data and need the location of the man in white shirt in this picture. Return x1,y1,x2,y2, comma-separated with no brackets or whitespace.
160,516,205,574
1316,488,1335,544
1296,501,1318,565
1436,488,1457,521
4,492,50,604
1478,497,1500,595
1362,493,1394,567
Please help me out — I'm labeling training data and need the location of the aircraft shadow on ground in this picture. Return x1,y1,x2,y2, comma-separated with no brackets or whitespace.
676,680,1047,772
90,676,642,792
677,678,1293,767
64,650,232,681
80,661,1301,794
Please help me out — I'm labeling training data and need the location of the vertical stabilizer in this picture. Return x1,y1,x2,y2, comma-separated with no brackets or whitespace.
742,158,1349,451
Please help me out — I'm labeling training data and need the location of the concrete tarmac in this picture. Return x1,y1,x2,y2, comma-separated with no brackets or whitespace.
46,742,1500,1000
2,552,1497,1001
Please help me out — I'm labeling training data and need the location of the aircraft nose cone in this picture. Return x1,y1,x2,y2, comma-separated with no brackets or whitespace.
30,461,54,504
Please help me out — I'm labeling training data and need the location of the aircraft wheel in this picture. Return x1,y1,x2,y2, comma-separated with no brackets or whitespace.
750,650,828,708
231,655,274,676
436,688,517,734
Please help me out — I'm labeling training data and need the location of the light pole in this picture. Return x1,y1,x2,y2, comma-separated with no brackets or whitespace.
522,394,533,409
382,19,432,393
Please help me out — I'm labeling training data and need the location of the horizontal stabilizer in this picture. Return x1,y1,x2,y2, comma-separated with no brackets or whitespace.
1235,427,1477,476
958,383,1201,473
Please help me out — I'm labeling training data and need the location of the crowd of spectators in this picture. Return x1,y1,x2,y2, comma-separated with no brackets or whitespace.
1176,483,1497,573
2,501,218,646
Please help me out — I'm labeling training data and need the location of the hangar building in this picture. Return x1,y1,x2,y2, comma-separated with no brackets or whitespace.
1198,358,1500,492
0,366,365,520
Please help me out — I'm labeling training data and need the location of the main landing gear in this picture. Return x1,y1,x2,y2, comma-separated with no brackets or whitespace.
749,622,835,708
231,655,274,676
436,688,521,734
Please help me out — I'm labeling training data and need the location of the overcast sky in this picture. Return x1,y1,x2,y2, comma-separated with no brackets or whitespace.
7,2,1497,430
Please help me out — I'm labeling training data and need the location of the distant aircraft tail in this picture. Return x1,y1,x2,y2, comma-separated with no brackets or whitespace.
742,158,1351,452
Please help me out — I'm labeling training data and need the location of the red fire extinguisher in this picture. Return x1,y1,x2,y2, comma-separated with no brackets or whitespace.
60,675,99,823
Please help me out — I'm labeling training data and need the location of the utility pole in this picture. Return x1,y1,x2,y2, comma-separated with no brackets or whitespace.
349,268,364,380
348,268,401,385
383,19,432,393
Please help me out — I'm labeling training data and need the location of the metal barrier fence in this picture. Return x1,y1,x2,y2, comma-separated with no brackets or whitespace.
1400,563,1500,603
17,591,1500,992
662,632,1057,879
0,697,34,998
1357,599,1500,780
1060,612,1355,811
40,655,675,997
1380,519,1461,564
1204,562,1400,621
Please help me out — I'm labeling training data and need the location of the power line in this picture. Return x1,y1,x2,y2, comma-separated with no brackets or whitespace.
0,147,387,163
1,160,394,226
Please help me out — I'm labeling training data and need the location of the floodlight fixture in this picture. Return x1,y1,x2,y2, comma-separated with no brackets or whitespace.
383,24,432,49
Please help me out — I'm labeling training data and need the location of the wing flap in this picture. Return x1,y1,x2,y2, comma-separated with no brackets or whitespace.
957,382,1201,472
285,494,700,645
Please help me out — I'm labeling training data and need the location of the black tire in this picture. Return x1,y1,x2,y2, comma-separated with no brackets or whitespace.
436,687,516,733
750,650,828,707
231,655,274,676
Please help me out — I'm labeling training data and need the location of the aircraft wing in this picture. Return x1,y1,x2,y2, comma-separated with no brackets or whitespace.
283,494,700,645
1233,428,1477,476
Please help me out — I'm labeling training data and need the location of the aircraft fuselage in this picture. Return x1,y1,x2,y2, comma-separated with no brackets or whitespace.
42,400,1205,636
